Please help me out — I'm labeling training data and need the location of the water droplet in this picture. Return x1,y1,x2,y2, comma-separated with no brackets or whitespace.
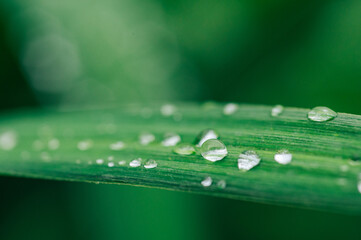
174,144,195,155
108,162,115,167
162,133,181,147
161,104,176,116
96,159,104,164
139,133,155,145
130,158,142,167
48,138,60,150
271,105,284,117
40,152,51,162
195,129,219,147
308,106,337,122
238,150,261,171
223,103,238,115
108,156,114,161
274,149,292,165
144,159,157,169
200,139,228,162
0,131,17,150
77,140,93,151
201,177,212,187
118,160,126,165
357,174,361,194
109,141,125,150
217,180,227,189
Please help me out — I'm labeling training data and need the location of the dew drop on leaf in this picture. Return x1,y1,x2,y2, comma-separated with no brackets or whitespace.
144,159,157,169
201,176,212,187
129,158,142,167
223,103,238,115
162,133,181,147
195,129,219,147
307,106,337,122
139,133,155,145
200,139,227,162
217,180,227,189
109,141,125,150
274,149,292,165
174,144,195,155
271,105,284,117
238,150,261,171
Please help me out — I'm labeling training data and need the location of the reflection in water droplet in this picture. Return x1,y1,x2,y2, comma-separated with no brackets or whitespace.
271,105,284,117
174,144,195,155
195,129,219,147
144,159,157,169
308,106,337,122
274,149,292,165
110,141,125,150
217,180,227,189
130,158,142,167
139,133,155,145
96,159,104,164
200,139,227,162
77,140,93,151
201,177,212,187
161,104,176,116
162,133,181,147
223,103,238,115
238,150,261,171
0,131,17,150
48,138,60,150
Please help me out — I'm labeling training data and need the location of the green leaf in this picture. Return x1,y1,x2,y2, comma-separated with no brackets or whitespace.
0,103,361,214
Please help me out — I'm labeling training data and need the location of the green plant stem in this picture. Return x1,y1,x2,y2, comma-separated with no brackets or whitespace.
0,103,361,214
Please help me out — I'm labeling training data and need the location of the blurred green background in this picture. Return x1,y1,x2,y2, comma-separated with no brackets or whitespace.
0,0,360,239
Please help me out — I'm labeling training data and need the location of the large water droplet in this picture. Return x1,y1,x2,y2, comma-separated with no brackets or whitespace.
201,177,212,187
139,133,155,145
0,131,17,150
162,133,181,147
77,140,93,151
109,141,125,150
217,180,227,189
274,149,292,165
201,139,227,162
271,105,284,117
130,158,142,167
144,159,157,169
195,129,219,147
238,150,261,171
308,106,337,122
161,104,176,116
174,144,195,155
223,103,238,115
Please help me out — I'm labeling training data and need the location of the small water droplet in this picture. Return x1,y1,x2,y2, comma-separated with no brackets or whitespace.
108,156,114,161
201,177,212,187
308,106,337,122
130,158,142,167
139,133,155,145
174,144,195,155
357,174,361,194
77,140,93,151
118,160,126,165
217,180,227,189
162,133,181,147
274,149,292,165
223,103,238,115
48,138,60,150
200,139,228,162
108,162,115,167
144,159,157,169
0,131,17,150
238,150,261,171
75,159,81,164
161,104,176,117
96,159,104,164
109,141,125,150
271,105,284,117
195,129,219,147
40,152,51,162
